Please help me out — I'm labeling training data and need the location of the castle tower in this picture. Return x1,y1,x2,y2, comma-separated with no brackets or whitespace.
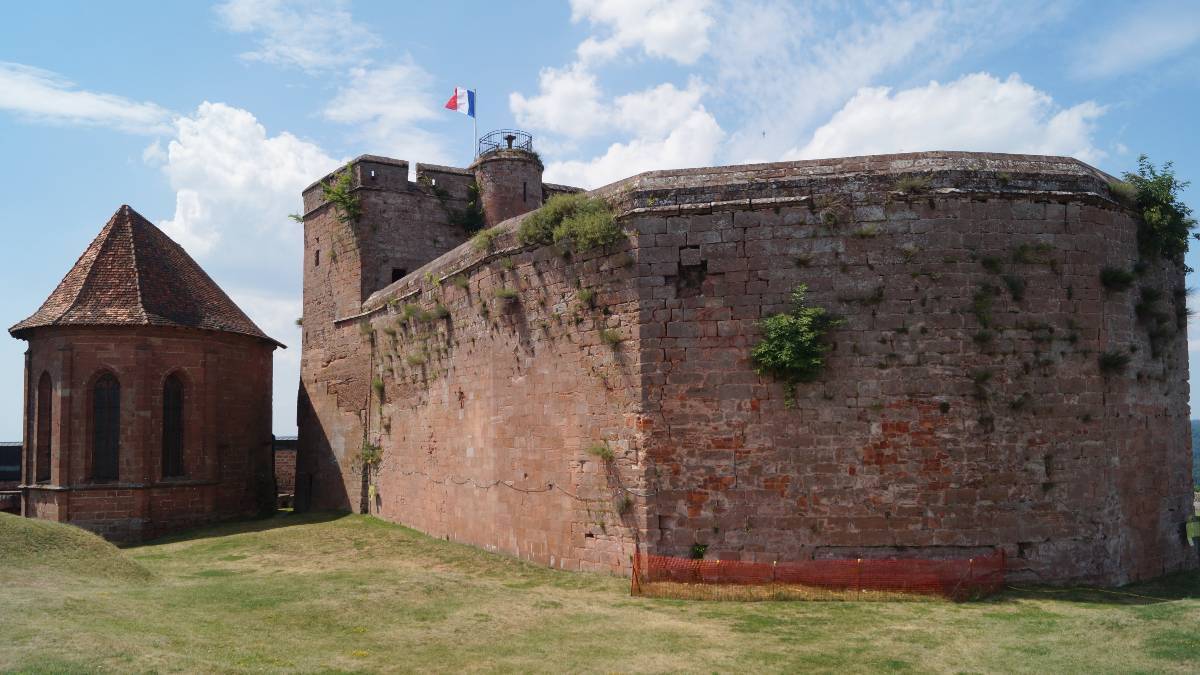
470,130,543,226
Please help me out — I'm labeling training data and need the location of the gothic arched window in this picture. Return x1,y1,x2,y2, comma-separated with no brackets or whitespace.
35,372,52,483
162,373,185,478
92,373,120,481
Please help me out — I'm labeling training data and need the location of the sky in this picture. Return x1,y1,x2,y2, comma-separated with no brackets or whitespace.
1,0,1199,438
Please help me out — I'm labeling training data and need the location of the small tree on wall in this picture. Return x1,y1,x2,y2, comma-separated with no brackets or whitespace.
1118,155,1196,263
323,164,362,224
751,284,842,407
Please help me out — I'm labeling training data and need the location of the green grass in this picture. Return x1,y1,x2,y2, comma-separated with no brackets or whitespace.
1,512,1198,673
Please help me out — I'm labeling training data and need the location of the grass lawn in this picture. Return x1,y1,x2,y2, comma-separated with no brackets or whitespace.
1,511,1198,673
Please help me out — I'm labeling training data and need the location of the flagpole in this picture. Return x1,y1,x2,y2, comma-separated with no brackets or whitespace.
472,87,478,160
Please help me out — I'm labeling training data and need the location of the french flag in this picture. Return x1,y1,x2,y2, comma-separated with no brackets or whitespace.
444,87,476,118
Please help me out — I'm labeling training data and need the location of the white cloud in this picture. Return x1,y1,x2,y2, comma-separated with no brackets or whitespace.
510,64,609,139
571,0,714,65
612,79,708,137
545,106,724,189
322,60,448,163
158,101,340,255
711,2,942,163
523,74,720,186
153,101,341,434
215,0,381,72
790,73,1106,164
511,3,727,188
0,62,171,134
1071,2,1200,79
709,1,1075,164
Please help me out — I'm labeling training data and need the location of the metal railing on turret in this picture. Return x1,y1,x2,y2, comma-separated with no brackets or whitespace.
477,129,534,157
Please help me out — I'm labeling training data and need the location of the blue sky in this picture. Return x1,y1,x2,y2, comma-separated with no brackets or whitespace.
1,0,1198,438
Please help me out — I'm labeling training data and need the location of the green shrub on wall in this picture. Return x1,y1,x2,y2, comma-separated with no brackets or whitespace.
518,193,622,254
751,284,842,406
323,164,362,223
1123,155,1196,261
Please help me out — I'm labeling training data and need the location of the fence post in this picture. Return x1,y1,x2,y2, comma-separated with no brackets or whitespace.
856,558,862,593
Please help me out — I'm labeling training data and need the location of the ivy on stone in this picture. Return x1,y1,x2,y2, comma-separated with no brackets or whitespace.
751,284,842,406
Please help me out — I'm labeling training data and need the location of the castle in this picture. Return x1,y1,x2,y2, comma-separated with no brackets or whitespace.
294,138,1196,585
7,133,1194,584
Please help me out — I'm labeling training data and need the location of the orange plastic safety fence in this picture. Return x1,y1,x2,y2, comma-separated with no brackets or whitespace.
631,550,1005,602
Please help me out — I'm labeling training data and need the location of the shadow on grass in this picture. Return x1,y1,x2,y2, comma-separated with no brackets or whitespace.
124,510,352,549
996,568,1200,606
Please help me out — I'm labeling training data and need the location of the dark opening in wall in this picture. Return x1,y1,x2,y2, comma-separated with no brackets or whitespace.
391,268,408,283
670,255,708,299
314,249,320,267
523,181,528,203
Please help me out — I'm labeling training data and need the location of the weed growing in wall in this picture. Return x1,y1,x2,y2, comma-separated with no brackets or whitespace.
449,182,485,233
600,328,623,348
1098,350,1131,374
751,284,842,407
359,441,383,470
587,444,615,461
471,228,500,253
894,174,932,194
971,284,998,328
323,164,362,223
1002,274,1026,301
517,193,622,254
1100,267,1136,291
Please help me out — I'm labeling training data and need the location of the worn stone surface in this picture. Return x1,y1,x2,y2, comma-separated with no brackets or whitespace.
298,151,1195,585
471,150,544,226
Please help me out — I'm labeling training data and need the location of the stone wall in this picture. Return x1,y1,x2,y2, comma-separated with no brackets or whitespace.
298,151,1195,584
20,326,274,542
274,444,296,494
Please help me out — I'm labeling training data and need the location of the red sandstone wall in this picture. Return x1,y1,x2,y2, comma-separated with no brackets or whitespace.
357,239,645,571
614,154,1194,585
298,156,483,513
19,326,274,542
274,448,296,494
300,152,1195,585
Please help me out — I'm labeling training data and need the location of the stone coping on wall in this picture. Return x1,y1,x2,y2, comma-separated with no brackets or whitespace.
302,154,411,195
339,151,1128,326
21,479,222,491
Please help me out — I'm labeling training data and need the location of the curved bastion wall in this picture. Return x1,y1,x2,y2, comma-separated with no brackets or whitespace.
297,151,1195,585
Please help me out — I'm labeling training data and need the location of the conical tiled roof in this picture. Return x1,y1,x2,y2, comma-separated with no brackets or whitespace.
9,205,283,348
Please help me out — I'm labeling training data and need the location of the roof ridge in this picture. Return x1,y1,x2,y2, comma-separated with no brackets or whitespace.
59,214,123,328
122,207,150,325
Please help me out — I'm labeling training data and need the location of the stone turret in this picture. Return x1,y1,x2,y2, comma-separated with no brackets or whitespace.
470,130,543,226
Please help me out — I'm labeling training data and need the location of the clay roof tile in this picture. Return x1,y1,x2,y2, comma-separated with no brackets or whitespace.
9,205,283,348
